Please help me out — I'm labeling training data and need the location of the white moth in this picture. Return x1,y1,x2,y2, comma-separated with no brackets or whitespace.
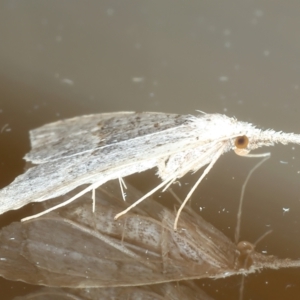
1,112,300,229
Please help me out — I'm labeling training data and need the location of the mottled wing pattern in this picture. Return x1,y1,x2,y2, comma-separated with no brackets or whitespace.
25,112,187,164
0,112,196,213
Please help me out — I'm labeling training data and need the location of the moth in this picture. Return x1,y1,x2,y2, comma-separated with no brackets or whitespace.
1,112,300,229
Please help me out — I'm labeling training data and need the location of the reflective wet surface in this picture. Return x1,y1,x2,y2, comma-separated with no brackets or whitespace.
1,1,300,299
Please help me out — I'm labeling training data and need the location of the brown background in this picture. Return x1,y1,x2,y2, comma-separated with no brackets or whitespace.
1,1,300,299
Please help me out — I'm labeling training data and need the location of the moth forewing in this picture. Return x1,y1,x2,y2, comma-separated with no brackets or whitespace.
0,113,194,215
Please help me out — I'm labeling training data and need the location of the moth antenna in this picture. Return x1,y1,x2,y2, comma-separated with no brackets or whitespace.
253,229,273,246
235,151,270,299
114,175,176,220
195,110,207,114
173,143,227,230
235,154,270,244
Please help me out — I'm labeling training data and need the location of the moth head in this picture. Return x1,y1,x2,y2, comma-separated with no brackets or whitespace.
234,135,250,156
237,240,254,269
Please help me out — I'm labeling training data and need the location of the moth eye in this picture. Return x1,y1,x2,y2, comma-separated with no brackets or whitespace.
234,135,249,149
237,241,254,256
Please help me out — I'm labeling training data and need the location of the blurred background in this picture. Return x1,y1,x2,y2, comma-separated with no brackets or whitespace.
1,1,300,299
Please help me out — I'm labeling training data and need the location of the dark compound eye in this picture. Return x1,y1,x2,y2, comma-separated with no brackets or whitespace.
234,135,249,149
237,241,254,256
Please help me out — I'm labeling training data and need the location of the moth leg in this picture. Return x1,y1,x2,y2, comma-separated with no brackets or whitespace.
114,174,176,220
162,177,178,192
22,180,105,222
92,188,96,212
168,188,183,205
173,144,227,230
118,176,127,201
